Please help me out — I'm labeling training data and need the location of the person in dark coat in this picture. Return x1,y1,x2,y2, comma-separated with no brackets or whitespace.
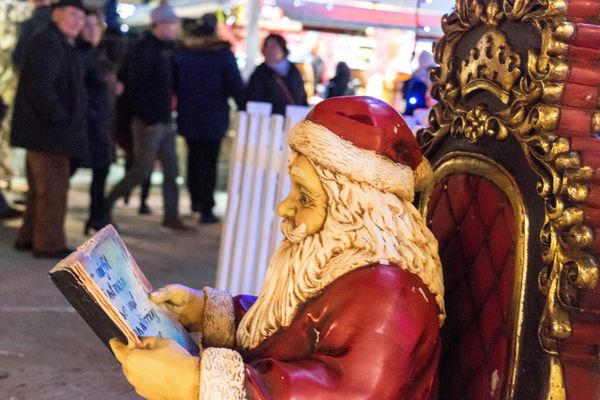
175,13,244,223
246,33,307,115
324,61,355,99
112,93,153,215
10,0,87,258
78,10,122,234
402,51,436,116
104,3,193,232
12,0,52,71
0,97,22,220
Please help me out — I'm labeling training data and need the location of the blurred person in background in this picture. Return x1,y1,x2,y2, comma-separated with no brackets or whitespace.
174,13,244,224
0,96,22,220
246,33,307,115
10,0,87,258
0,192,22,219
402,51,436,116
104,3,194,232
78,10,123,234
309,44,324,95
12,0,52,71
324,61,355,99
112,87,153,215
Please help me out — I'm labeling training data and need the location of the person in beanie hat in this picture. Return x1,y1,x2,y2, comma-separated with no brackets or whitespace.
111,96,445,399
104,3,194,232
10,0,87,258
174,13,244,223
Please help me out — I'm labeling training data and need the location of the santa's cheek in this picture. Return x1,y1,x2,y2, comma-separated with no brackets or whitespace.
295,210,313,229
295,212,321,235
294,215,307,229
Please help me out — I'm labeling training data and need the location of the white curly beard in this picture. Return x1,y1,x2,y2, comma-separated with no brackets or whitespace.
280,219,307,243
236,218,345,350
236,158,445,351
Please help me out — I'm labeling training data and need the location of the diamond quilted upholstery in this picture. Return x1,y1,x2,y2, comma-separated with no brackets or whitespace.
428,173,516,400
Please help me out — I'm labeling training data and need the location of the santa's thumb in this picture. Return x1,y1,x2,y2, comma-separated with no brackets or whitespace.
109,338,127,363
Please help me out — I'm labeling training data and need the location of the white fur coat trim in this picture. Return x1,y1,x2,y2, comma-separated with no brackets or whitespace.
202,287,236,348
200,348,246,400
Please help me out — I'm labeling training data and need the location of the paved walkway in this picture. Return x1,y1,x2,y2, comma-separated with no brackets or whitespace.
0,171,225,399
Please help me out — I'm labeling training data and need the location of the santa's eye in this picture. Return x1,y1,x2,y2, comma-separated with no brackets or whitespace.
299,192,312,206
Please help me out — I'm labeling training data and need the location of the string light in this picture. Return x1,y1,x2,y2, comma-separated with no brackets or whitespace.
116,3,136,20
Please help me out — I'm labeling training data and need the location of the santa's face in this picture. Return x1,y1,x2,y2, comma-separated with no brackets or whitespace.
277,155,328,238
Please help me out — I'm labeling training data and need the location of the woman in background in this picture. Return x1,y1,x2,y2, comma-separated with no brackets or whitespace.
324,61,355,98
246,33,307,115
79,10,122,234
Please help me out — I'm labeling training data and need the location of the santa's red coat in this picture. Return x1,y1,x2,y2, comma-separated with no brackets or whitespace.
234,264,441,399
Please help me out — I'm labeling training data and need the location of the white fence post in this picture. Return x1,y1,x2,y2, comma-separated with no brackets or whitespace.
216,103,311,295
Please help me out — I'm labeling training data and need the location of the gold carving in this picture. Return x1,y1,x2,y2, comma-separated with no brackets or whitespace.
419,153,528,400
547,60,570,81
542,83,565,104
451,106,509,142
459,28,521,104
554,23,575,41
418,0,600,395
593,112,600,133
546,356,567,400
530,105,560,131
542,0,568,16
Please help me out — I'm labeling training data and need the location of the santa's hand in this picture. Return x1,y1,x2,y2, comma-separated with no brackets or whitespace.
110,337,200,400
150,284,205,332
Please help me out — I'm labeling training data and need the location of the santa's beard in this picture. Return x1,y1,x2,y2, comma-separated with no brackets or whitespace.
236,158,445,351
280,219,308,243
236,217,346,350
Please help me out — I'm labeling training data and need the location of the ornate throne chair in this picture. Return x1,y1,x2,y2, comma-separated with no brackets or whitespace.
416,1,600,398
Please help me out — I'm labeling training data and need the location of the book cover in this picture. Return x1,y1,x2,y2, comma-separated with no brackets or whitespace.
49,225,200,356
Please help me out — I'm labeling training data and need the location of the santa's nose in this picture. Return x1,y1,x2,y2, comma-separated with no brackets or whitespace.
277,198,295,219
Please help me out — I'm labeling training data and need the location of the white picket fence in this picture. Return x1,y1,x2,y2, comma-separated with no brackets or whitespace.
216,103,311,296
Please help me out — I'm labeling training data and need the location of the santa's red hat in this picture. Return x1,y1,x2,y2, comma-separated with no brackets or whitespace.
289,96,432,200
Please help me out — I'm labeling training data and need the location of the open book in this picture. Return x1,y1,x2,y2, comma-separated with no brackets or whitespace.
49,225,200,356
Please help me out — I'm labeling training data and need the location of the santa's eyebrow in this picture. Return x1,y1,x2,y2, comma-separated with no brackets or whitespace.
290,166,306,180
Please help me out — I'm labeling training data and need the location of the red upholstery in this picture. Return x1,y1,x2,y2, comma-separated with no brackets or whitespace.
427,173,516,399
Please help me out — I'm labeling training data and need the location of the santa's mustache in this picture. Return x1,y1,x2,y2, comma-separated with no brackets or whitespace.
281,219,308,243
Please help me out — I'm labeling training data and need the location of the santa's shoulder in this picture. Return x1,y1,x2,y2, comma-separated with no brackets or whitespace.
319,263,440,315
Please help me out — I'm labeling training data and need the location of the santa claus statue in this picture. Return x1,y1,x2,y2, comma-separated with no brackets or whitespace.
110,96,445,399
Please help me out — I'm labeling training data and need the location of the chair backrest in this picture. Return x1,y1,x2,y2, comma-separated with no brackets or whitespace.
416,1,600,399
216,102,311,295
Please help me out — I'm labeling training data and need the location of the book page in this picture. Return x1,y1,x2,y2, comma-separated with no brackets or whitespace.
76,226,199,355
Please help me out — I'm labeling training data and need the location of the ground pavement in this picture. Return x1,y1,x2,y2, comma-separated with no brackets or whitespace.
0,176,225,399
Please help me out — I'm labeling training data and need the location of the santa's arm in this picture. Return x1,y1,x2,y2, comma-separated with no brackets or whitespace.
200,287,237,348
199,266,441,400
149,285,253,349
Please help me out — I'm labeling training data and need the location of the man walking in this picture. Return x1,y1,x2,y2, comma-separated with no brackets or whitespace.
11,0,87,258
105,3,193,232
